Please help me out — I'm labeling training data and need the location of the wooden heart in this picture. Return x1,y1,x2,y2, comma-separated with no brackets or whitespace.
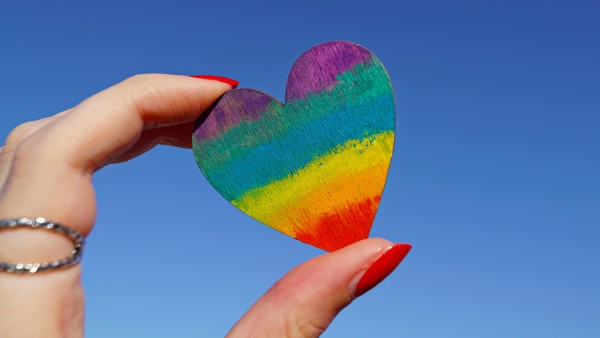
192,41,395,251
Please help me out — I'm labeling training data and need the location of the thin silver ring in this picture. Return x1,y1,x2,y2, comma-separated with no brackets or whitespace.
0,217,85,273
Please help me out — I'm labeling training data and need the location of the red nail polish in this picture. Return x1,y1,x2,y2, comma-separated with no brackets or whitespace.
354,243,412,297
190,75,239,89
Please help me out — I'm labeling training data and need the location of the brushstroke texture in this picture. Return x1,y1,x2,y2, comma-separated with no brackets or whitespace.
193,41,395,251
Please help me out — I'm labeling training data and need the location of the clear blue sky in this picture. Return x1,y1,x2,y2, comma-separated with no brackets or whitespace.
1,1,599,337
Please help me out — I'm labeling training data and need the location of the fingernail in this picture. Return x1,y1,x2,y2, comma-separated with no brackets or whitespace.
353,243,412,297
190,75,239,89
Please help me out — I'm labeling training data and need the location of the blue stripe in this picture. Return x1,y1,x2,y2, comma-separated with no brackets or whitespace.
200,95,395,201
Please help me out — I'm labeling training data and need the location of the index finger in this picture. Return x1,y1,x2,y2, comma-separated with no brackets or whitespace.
26,74,234,172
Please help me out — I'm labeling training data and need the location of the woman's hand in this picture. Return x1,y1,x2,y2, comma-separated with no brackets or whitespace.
0,74,410,338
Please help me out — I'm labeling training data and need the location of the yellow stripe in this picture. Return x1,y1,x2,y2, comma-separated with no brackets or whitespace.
270,161,388,236
232,131,394,236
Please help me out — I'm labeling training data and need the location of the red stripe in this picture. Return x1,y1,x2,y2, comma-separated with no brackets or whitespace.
295,196,381,252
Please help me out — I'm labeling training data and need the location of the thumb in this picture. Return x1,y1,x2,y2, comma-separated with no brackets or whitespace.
227,238,412,338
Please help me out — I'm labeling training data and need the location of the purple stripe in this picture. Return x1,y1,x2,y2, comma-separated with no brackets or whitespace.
285,41,373,101
194,89,274,141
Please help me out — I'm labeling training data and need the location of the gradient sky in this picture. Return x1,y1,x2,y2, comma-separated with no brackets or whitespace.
1,1,599,337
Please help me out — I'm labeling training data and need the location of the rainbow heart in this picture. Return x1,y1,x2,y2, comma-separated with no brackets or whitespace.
192,41,395,251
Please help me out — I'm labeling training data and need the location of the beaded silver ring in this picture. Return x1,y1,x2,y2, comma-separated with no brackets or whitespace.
0,217,85,273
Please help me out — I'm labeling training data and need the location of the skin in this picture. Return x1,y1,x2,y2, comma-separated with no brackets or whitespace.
0,74,399,338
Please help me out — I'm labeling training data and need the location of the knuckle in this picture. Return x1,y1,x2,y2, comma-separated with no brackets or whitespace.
4,121,39,147
10,134,41,164
119,73,172,104
1,122,41,163
1,116,64,171
8,133,67,177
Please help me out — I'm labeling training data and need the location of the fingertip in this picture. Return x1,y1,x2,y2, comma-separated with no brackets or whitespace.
190,75,240,89
352,242,412,298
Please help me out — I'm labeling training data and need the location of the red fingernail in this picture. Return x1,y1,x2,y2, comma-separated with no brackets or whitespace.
190,75,239,89
354,243,412,297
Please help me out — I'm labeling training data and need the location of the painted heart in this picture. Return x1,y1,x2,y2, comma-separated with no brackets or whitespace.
192,41,395,251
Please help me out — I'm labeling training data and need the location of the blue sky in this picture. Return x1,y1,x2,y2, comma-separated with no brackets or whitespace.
1,1,599,337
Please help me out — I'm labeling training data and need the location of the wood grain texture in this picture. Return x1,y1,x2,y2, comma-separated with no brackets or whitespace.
192,41,395,251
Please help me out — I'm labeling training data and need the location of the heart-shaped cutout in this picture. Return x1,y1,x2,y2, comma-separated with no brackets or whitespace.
193,41,395,251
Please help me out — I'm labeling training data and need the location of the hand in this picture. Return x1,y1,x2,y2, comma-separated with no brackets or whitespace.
0,74,410,338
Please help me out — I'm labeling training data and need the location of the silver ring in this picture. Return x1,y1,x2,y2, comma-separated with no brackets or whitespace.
0,217,85,273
